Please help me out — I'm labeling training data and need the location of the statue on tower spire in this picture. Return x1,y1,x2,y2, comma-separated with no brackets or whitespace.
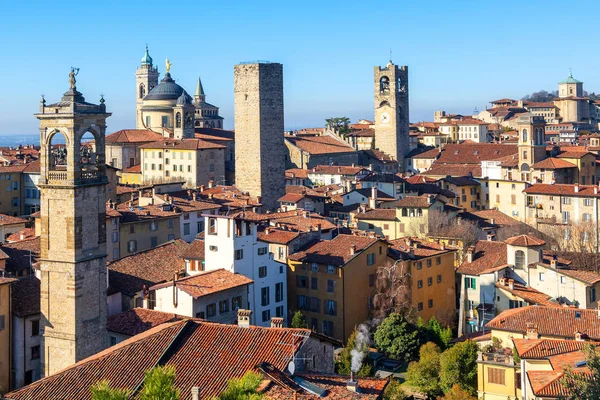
69,67,79,90
165,58,172,74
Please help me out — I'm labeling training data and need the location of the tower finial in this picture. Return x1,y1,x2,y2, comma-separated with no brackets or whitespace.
389,49,392,63
69,67,79,91
569,67,573,78
166,58,172,73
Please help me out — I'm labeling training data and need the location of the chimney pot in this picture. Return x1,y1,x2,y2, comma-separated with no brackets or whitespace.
508,279,514,291
237,309,252,328
350,244,357,255
270,317,284,328
191,386,200,400
346,379,359,393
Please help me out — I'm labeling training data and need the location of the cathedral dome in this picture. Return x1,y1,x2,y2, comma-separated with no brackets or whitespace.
176,90,192,105
144,73,190,101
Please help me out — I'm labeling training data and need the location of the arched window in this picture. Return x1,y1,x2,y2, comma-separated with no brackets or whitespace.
139,83,146,99
48,131,68,171
379,101,390,108
515,250,525,269
380,76,390,94
175,112,182,128
522,128,528,142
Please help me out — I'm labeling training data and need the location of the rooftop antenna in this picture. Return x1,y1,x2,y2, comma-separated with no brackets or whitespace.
389,49,392,63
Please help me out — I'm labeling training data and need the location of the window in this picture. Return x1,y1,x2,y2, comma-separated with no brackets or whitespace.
276,282,283,302
428,299,433,308
327,280,335,293
206,303,217,317
369,274,375,287
591,287,597,303
149,221,158,231
209,245,218,252
31,320,40,336
297,295,308,310
322,320,334,337
311,277,318,290
260,309,270,322
327,265,335,274
258,247,268,255
259,266,267,278
232,296,242,310
113,248,119,259
297,275,308,288
279,265,284,274
563,211,570,223
515,250,525,269
560,276,567,284
417,280,423,288
183,223,191,235
487,367,506,385
585,198,593,207
110,336,117,346
311,263,319,272
219,300,229,314
326,300,337,316
128,240,137,253
112,231,119,243
562,197,571,205
427,277,433,286
276,305,284,317
31,345,40,360
367,253,375,265
426,259,432,268
235,249,244,260
465,277,476,290
437,274,442,283
436,256,441,265
417,302,423,311
309,297,320,312
261,287,270,306
539,272,545,281
149,236,157,248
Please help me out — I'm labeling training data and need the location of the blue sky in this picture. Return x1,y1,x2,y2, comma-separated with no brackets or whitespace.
1,0,598,134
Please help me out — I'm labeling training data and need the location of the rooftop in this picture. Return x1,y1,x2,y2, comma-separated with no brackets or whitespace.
149,269,253,298
106,308,182,337
288,234,380,266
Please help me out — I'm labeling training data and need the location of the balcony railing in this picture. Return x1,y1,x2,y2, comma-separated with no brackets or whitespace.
47,171,67,182
81,170,99,182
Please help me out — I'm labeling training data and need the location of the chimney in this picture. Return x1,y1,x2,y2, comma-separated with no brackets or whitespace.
487,233,495,242
237,309,252,328
316,223,322,235
208,179,214,188
550,256,557,269
265,227,270,234
369,186,377,210
270,317,284,328
526,322,539,339
490,218,495,225
191,387,200,400
466,246,474,263
350,244,356,256
574,183,579,193
346,375,359,393
508,279,515,291
499,277,507,286
439,241,445,251
20,232,25,241
595,187,598,195
200,185,205,192
575,331,584,341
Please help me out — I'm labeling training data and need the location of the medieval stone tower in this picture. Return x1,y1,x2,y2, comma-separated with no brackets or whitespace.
234,62,285,211
136,46,159,129
374,61,409,171
517,113,546,178
36,70,110,377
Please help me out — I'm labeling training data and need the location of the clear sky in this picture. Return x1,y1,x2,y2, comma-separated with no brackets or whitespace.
1,0,598,135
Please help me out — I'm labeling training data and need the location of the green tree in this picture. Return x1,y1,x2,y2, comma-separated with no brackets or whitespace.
382,378,408,400
139,365,180,400
436,384,477,400
90,381,130,400
439,340,478,395
325,117,351,134
405,342,442,397
561,344,600,400
290,311,308,328
374,313,421,362
418,317,453,350
336,327,373,377
216,371,263,400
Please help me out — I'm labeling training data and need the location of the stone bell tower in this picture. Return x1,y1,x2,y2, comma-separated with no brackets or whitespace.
374,61,409,171
36,69,110,377
136,46,159,129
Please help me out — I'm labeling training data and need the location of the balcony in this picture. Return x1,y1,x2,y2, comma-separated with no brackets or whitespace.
47,171,67,183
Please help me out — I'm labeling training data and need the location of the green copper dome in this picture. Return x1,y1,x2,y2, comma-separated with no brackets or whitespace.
559,72,582,84
141,46,153,66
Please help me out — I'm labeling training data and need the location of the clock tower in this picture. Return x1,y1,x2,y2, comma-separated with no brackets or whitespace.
374,61,409,171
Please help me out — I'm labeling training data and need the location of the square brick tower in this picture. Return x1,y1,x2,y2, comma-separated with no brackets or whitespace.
234,62,285,211
35,69,110,377
374,61,409,171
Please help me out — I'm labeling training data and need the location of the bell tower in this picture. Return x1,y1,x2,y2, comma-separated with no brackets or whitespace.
136,46,159,129
36,69,111,377
517,113,546,180
374,61,409,171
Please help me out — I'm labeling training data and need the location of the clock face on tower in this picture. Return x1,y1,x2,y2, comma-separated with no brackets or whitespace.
380,112,390,124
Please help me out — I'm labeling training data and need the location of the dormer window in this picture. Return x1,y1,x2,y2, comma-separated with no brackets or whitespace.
515,250,525,269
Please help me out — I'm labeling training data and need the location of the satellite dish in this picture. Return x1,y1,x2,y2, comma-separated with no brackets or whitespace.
288,360,296,375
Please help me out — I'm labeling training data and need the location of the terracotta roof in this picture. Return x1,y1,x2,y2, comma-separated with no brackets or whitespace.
288,234,379,266
1,237,40,275
442,176,480,186
139,138,226,150
527,370,569,398
355,209,397,221
285,135,356,155
531,157,577,169
6,228,36,243
105,129,162,144
513,338,588,359
535,259,600,285
495,280,557,307
258,228,300,244
410,148,441,159
352,188,395,202
11,275,40,317
487,306,600,340
269,211,336,232
404,175,438,184
106,308,183,336
557,150,593,159
421,164,482,178
457,240,508,276
115,202,180,223
150,269,253,298
22,159,40,173
491,98,515,104
388,237,454,260
198,186,262,210
308,165,368,175
362,149,396,163
6,319,311,400
523,183,600,198
181,239,204,260
344,128,375,138
504,234,546,247
278,193,306,203
0,277,16,285
155,192,221,213
116,185,137,195
434,143,517,164
194,127,235,140
108,240,189,296
259,362,388,399
123,164,141,173
0,213,27,226
0,164,28,173
360,173,404,183
393,194,436,208
286,168,309,179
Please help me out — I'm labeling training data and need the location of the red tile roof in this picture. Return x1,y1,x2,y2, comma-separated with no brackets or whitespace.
123,164,141,173
105,129,162,144
155,192,221,213
495,280,557,307
471,209,521,226
258,228,300,245
355,209,397,221
404,175,438,184
0,213,27,226
393,194,436,208
5,228,36,243
150,269,253,298
181,239,204,260
269,211,337,232
6,319,312,400
531,157,577,169
388,237,454,260
527,370,569,398
487,306,600,340
504,234,546,247
139,138,226,150
434,143,517,165
288,234,380,266
11,275,40,317
513,338,588,359
557,151,594,159
278,193,306,203
108,240,189,296
286,168,309,179
457,240,508,276
1,237,40,275
523,183,600,198
106,308,183,336
308,165,368,175
285,135,356,155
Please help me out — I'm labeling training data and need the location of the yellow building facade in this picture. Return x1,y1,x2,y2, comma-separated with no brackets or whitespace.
0,277,15,394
